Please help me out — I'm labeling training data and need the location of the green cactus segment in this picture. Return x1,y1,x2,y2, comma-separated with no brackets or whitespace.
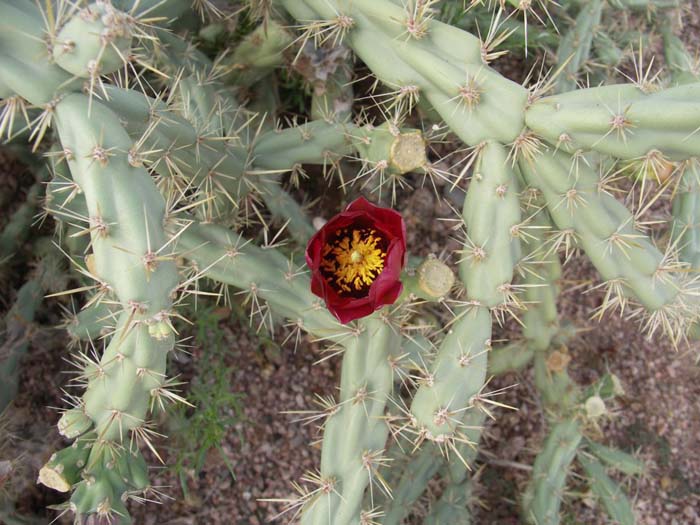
257,180,317,243
37,434,95,492
424,481,472,525
578,454,636,525
382,447,443,525
176,223,396,524
662,26,700,86
383,408,485,525
309,46,354,123
671,160,700,338
301,319,398,525
488,341,534,376
672,160,700,269
52,2,132,78
554,0,604,93
0,1,80,105
37,92,179,522
54,93,178,312
584,439,646,476
525,83,700,161
66,302,116,343
519,150,679,313
410,306,490,439
522,207,561,352
69,445,150,524
462,142,521,308
0,182,43,264
523,419,583,525
0,279,42,411
278,0,528,145
222,20,292,87
252,120,355,171
534,351,579,412
177,222,343,340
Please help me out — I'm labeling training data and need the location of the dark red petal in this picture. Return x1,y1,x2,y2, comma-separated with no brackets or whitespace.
305,196,408,324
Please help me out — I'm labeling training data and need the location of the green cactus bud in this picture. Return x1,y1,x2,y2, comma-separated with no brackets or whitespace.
584,395,607,419
57,408,94,439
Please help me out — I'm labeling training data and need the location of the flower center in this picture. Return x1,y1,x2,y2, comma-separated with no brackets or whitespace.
320,228,388,296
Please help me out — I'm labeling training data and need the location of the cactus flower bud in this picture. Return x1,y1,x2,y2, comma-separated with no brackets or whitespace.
416,256,454,299
585,395,607,419
305,197,406,323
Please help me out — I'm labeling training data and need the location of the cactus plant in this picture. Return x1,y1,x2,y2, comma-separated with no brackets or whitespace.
0,0,697,523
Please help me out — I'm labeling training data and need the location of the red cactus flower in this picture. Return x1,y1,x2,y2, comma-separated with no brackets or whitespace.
305,197,407,324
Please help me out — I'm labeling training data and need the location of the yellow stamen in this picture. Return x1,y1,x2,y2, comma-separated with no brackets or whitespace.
320,228,387,295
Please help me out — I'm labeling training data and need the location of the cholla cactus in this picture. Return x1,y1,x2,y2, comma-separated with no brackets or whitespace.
0,0,696,523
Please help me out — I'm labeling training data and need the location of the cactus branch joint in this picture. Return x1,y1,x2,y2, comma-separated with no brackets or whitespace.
305,197,407,323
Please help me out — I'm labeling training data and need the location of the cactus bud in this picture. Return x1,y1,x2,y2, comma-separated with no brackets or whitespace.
584,395,607,419
416,256,455,299
57,407,93,439
148,320,172,341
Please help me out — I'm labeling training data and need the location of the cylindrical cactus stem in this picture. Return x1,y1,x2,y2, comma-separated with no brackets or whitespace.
0,180,43,267
409,305,491,440
521,203,562,352
177,222,344,340
670,160,700,339
661,24,700,86
252,120,356,171
51,1,134,78
424,480,473,525
277,0,529,146
0,1,80,106
583,439,646,476
671,159,700,269
381,446,443,525
487,340,534,376
518,149,686,340
525,83,700,161
522,419,583,525
577,454,636,525
221,20,292,87
37,433,96,493
382,407,485,525
0,279,42,411
461,141,522,309
554,0,604,93
36,93,180,523
176,223,401,523
301,318,399,525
